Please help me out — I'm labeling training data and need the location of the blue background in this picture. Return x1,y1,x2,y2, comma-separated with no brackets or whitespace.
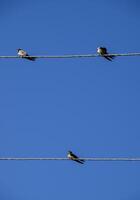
0,0,140,199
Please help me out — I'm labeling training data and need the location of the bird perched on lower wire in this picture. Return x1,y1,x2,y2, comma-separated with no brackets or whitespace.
97,47,115,61
17,49,36,61
67,151,85,164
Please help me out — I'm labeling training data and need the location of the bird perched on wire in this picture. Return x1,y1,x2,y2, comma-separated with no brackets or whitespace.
17,49,36,61
67,151,85,164
97,47,115,61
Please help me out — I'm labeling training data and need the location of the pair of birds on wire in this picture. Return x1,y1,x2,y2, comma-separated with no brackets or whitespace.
17,47,115,61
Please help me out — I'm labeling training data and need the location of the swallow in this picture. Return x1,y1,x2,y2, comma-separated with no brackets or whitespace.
67,151,85,164
17,49,36,61
97,47,115,61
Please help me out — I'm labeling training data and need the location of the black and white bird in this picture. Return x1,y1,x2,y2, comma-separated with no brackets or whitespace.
67,151,85,164
17,49,36,61
97,47,115,61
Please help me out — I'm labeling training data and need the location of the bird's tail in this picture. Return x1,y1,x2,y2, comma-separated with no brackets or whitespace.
26,56,36,61
109,55,115,59
104,55,115,61
74,159,85,164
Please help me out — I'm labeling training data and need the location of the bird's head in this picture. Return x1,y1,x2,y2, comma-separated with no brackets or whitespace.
68,151,72,154
17,48,22,52
97,47,104,50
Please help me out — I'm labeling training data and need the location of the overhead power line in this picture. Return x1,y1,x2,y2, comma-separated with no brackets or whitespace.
0,157,140,161
0,53,140,59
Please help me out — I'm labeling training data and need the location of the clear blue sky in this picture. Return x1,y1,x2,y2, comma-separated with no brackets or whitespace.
0,0,140,199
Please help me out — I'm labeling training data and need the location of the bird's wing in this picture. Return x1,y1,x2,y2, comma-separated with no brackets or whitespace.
71,153,79,159
102,47,107,54
21,50,27,56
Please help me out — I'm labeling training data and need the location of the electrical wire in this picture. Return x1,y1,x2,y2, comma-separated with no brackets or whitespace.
0,52,140,59
0,157,140,161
